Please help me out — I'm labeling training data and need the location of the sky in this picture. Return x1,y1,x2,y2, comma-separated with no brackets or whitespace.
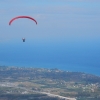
0,0,100,76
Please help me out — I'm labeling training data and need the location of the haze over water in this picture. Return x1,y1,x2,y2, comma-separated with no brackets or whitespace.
0,38,100,76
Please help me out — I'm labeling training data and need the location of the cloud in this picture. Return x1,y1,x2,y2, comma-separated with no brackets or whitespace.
1,0,100,15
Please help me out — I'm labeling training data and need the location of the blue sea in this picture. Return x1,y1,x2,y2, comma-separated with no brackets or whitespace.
0,40,100,76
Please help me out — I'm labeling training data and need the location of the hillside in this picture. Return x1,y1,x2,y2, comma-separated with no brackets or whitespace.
0,66,100,100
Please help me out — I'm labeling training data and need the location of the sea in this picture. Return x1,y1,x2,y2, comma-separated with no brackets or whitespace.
0,40,100,76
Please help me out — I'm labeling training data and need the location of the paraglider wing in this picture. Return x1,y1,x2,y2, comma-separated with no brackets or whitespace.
9,16,37,25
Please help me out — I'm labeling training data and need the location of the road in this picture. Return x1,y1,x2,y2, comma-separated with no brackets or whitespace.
0,82,76,100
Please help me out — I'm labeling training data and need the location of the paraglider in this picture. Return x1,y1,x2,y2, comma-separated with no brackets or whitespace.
9,16,37,42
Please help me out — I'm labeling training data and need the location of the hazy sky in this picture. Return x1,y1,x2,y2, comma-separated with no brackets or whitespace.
0,0,100,40
0,0,100,41
0,0,100,75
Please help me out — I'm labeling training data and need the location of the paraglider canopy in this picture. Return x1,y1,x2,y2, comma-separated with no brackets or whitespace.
9,16,37,25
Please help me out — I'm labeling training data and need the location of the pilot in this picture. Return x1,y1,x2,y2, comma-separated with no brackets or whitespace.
22,38,25,42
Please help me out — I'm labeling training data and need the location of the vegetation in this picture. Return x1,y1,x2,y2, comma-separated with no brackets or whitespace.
0,94,62,100
0,66,100,100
